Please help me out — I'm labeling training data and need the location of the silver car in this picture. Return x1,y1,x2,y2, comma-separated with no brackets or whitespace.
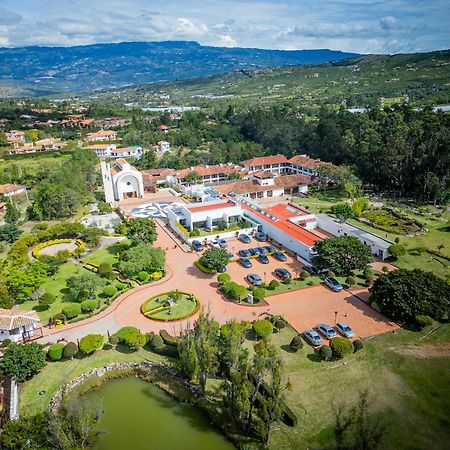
324,277,343,292
336,322,355,339
316,324,338,340
303,329,323,346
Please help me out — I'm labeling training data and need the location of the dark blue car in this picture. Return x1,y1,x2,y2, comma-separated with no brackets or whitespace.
239,234,251,244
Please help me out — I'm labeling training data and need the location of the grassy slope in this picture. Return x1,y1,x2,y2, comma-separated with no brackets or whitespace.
128,50,450,106
83,243,122,267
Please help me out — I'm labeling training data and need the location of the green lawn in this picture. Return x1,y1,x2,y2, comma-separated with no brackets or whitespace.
19,347,169,416
19,262,105,323
83,243,122,267
142,292,199,320
266,276,322,295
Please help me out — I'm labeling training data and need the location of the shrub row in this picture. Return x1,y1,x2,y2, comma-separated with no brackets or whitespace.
194,259,217,274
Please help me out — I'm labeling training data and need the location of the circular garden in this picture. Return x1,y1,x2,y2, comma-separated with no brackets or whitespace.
32,238,85,259
141,291,200,321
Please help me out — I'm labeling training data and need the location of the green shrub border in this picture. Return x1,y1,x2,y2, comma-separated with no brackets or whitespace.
194,259,217,274
141,292,200,322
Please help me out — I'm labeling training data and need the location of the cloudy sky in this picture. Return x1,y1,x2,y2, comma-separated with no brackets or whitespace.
0,0,448,53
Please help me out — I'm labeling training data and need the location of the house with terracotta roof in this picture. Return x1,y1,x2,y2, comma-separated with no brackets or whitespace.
288,155,323,176
241,154,290,174
86,130,118,142
158,125,169,134
101,159,144,203
5,130,25,141
141,168,177,186
0,183,27,197
175,163,246,186
0,309,40,343
89,144,143,159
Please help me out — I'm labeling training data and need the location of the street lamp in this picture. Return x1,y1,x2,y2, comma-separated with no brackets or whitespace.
334,311,338,326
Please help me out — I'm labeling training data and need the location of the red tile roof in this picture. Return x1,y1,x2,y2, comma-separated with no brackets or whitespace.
187,201,236,213
288,155,322,169
242,154,288,167
0,183,26,195
176,164,245,179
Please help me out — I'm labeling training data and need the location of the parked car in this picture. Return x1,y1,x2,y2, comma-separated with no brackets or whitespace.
226,252,234,259
275,268,291,280
191,240,203,252
304,329,323,346
272,251,287,262
324,277,344,292
316,324,338,340
247,273,262,285
255,232,267,242
336,322,355,339
210,239,221,249
239,234,251,244
303,264,319,275
263,245,275,254
217,238,227,248
257,246,269,254
258,254,269,264
238,257,253,268
239,249,252,257
248,247,262,256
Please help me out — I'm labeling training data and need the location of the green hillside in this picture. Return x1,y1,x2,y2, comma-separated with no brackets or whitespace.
124,50,450,108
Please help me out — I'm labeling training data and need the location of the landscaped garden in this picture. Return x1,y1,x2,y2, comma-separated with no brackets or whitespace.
141,291,200,321
359,208,423,234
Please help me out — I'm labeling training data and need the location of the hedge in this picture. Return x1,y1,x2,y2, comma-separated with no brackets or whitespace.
63,342,78,359
79,334,105,354
330,337,354,359
159,330,180,347
62,304,81,319
217,273,231,284
31,238,85,259
194,259,217,274
47,343,65,361
103,285,118,297
252,319,273,338
81,299,98,313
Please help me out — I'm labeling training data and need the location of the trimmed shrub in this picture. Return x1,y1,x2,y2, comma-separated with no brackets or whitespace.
63,342,78,359
415,314,434,330
38,293,56,306
282,277,291,285
320,345,333,361
365,275,375,286
79,334,104,354
189,227,201,237
159,330,180,347
194,260,217,274
330,337,354,359
137,271,149,282
382,266,390,273
274,319,287,329
252,319,273,339
115,282,127,290
47,343,64,361
327,271,336,278
109,334,119,345
388,244,406,258
217,273,231,285
345,276,356,286
253,287,266,301
97,263,114,279
62,304,81,319
268,279,280,290
148,333,164,349
363,267,374,277
290,334,303,352
299,270,309,280
353,339,364,352
103,285,117,297
81,300,98,313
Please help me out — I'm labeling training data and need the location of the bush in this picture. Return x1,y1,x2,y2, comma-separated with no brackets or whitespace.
47,343,64,361
327,271,336,278
330,337,354,359
137,271,149,282
363,267,374,277
388,244,406,258
148,333,164,349
189,227,201,237
299,270,309,280
353,339,364,352
109,334,119,345
290,334,303,352
81,300,98,313
79,334,104,354
63,342,78,359
62,304,81,319
282,277,291,285
415,315,434,330
217,273,231,285
345,276,356,286
253,287,266,301
320,345,333,361
194,259,217,274
115,282,127,290
103,285,117,297
365,275,374,286
252,319,273,339
97,263,114,279
382,266,390,273
160,330,180,347
38,293,56,306
274,319,287,329
268,279,280,290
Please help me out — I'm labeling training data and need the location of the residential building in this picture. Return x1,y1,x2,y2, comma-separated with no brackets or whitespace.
5,130,25,141
158,125,169,134
155,141,171,153
0,183,27,197
0,309,40,343
288,155,323,176
175,163,246,186
141,168,177,186
34,138,67,151
90,144,117,157
86,130,118,142
101,159,144,203
241,154,290,174
89,144,143,159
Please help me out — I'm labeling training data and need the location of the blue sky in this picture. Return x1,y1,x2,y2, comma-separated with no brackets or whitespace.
0,0,448,53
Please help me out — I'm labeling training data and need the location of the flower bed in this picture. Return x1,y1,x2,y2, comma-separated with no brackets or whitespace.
32,239,85,259
359,209,423,235
141,292,200,321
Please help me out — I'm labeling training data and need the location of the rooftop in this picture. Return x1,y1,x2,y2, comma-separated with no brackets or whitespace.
242,154,289,167
0,183,26,195
187,200,237,213
0,309,39,330
289,155,322,169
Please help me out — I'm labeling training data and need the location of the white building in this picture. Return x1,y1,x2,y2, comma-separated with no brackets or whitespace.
86,130,118,142
101,158,144,203
0,184,27,198
242,154,290,175
90,144,143,159
155,141,171,153
0,309,40,343
288,155,322,176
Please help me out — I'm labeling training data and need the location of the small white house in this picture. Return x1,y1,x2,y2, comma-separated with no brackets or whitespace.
155,141,171,153
0,309,40,343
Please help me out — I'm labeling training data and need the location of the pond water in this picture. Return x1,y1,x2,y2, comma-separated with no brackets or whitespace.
87,377,234,450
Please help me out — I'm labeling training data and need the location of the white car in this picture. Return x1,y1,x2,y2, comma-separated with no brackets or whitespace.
210,240,221,249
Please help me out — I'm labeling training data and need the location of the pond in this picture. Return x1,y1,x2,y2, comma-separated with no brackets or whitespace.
87,377,234,450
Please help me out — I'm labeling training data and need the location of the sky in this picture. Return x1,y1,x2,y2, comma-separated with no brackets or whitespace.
0,0,449,54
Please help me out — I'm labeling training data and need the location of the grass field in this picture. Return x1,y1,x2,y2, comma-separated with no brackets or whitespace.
83,243,122,267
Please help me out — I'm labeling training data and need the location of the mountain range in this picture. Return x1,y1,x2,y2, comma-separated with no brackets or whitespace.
0,41,359,97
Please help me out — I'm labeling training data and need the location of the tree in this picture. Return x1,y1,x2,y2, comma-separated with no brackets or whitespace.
63,342,78,359
0,343,46,382
0,223,22,243
67,272,101,301
6,262,48,304
79,334,104,354
126,218,158,244
97,262,114,279
199,248,229,271
178,331,198,381
38,292,56,307
115,326,147,350
313,236,373,275
331,203,354,222
134,150,157,169
370,269,450,325
185,171,203,184
118,244,165,277
0,413,50,450
4,201,20,224
49,397,104,450
219,321,248,373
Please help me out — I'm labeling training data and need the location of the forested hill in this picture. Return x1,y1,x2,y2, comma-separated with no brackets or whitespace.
0,41,358,98
127,49,450,107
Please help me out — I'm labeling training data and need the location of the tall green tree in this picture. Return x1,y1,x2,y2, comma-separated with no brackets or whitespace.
126,218,158,244
0,343,46,382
